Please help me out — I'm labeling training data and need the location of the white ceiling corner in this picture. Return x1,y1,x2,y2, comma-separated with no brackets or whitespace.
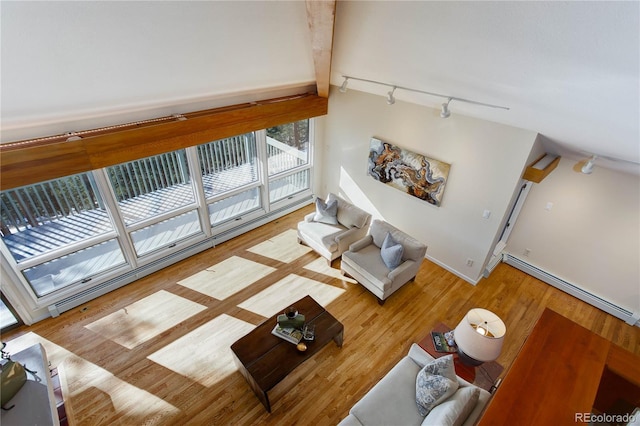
331,1,640,174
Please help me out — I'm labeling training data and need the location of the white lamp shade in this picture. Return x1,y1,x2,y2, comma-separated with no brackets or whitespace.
454,308,506,363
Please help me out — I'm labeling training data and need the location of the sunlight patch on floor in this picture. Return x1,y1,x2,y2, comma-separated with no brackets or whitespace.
237,274,346,317
3,332,180,425
303,257,357,283
246,229,311,263
177,255,276,300
63,353,181,424
84,290,207,349
147,314,255,387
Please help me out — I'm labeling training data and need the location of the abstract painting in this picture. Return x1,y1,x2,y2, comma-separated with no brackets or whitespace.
368,138,451,206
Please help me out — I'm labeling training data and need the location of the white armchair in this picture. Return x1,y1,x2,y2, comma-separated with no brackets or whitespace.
341,220,427,304
297,193,372,265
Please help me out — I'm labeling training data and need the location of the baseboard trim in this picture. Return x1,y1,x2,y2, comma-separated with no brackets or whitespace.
425,254,480,286
504,254,639,327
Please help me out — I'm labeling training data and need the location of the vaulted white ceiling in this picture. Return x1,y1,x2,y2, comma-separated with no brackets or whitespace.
2,1,638,174
331,1,639,174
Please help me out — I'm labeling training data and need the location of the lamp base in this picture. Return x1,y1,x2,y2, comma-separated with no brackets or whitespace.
457,349,484,367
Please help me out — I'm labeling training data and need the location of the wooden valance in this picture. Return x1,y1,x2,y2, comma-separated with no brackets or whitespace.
0,93,328,191
523,153,560,183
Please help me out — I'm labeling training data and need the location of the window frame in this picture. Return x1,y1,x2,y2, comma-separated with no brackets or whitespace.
0,118,315,308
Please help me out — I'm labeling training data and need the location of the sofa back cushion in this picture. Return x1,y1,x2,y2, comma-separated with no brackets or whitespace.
370,220,427,261
327,193,371,229
422,386,480,426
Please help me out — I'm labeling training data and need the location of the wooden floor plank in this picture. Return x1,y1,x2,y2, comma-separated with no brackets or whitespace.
3,204,639,425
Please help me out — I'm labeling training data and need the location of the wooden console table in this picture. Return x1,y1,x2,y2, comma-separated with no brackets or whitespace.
479,308,640,425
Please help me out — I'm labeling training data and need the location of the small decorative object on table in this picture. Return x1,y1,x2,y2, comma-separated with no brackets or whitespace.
277,313,305,329
431,331,457,353
302,323,315,341
284,306,298,318
271,325,303,344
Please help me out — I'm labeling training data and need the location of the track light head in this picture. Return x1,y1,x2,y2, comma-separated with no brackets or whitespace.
65,132,82,142
440,98,452,118
387,86,396,105
581,155,597,174
339,77,349,93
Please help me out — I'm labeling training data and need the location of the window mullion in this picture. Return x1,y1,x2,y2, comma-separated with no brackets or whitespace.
185,146,211,238
92,169,139,269
256,129,270,213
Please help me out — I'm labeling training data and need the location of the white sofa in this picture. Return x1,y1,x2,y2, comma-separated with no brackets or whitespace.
338,344,491,426
297,193,372,264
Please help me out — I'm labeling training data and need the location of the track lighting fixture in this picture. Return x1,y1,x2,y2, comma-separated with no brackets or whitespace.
581,155,597,174
339,77,349,93
440,98,452,118
338,74,509,117
387,86,396,105
65,132,82,142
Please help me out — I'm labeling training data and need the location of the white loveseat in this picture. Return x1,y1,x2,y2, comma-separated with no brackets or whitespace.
297,193,372,264
338,344,491,426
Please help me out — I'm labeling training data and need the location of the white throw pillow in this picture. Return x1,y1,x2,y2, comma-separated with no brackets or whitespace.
415,355,459,416
422,386,480,426
313,197,338,225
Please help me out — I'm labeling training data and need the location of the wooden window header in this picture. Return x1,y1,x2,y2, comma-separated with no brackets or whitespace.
0,93,328,191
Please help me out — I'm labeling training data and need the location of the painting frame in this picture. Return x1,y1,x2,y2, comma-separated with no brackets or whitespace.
367,138,451,207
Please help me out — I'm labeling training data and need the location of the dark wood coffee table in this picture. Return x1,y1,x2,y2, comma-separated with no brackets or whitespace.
230,295,344,412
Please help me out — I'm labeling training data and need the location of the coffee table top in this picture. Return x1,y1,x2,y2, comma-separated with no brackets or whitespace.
231,295,343,392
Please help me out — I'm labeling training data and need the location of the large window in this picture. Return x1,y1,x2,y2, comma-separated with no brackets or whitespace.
198,133,262,226
266,120,312,202
0,119,313,306
0,173,126,297
106,149,202,257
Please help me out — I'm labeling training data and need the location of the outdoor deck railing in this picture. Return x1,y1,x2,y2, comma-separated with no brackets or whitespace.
1,135,308,257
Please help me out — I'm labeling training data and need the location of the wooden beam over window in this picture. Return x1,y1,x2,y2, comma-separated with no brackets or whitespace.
0,93,328,190
306,0,336,98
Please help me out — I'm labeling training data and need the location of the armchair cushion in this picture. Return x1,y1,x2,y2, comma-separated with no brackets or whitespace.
370,221,426,262
313,197,338,225
381,232,404,269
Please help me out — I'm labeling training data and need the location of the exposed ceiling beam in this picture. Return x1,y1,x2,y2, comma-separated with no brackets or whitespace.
0,94,328,190
306,0,336,98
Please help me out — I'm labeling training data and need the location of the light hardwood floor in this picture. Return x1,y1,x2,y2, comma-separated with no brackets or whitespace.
3,204,640,425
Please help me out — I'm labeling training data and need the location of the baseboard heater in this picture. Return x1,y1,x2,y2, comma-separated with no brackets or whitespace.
504,254,639,327
48,197,312,317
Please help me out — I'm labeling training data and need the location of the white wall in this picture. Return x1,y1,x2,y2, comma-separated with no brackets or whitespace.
321,87,537,282
1,1,315,142
506,158,640,314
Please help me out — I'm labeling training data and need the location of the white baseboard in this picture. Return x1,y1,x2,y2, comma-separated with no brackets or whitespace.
425,254,480,285
504,254,639,327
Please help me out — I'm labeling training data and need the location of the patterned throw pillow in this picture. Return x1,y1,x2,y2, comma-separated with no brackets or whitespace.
313,197,338,225
415,355,459,416
380,232,404,269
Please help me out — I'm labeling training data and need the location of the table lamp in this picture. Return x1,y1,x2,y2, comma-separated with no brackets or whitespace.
454,308,506,366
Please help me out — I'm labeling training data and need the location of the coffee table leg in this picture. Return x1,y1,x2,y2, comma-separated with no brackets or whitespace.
233,352,272,412
333,329,344,347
